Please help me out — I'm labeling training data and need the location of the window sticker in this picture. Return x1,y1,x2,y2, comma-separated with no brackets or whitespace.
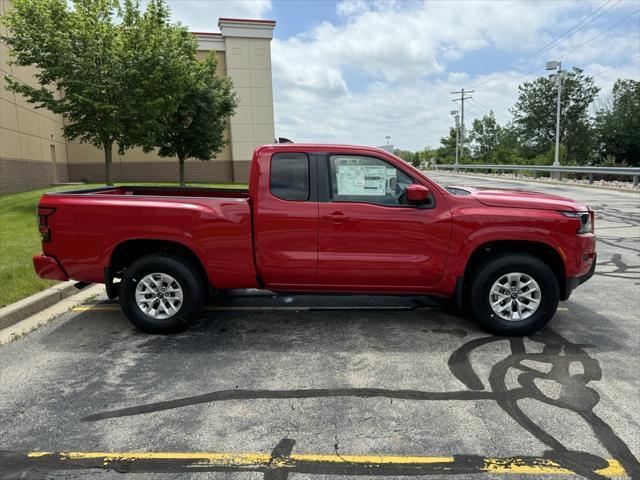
336,164,386,196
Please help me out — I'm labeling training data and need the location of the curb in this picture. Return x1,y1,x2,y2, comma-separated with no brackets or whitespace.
0,284,104,346
427,171,640,194
0,281,89,330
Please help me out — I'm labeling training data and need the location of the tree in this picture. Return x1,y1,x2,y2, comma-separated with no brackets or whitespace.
594,79,640,167
469,112,503,162
155,55,237,186
437,127,458,163
511,68,599,164
411,151,421,168
392,149,414,162
1,0,196,185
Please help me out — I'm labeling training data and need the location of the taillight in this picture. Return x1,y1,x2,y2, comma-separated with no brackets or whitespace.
37,207,56,242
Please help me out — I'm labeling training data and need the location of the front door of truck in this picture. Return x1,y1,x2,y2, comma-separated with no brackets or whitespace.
253,152,319,287
317,154,451,290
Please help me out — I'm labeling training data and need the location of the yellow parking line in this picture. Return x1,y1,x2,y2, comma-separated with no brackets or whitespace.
484,457,624,476
72,305,118,311
289,453,454,464
23,451,625,476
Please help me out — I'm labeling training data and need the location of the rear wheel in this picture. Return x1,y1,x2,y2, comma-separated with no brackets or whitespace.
469,254,559,336
119,254,204,334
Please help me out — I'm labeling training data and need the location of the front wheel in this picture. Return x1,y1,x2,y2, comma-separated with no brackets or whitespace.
119,254,204,334
469,254,559,336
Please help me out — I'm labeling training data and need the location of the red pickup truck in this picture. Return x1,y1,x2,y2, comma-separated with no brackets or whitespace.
33,144,596,335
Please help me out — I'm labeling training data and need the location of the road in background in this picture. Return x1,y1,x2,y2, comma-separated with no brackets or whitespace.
1,174,639,479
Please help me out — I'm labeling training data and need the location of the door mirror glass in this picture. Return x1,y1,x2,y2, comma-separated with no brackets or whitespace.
405,184,431,204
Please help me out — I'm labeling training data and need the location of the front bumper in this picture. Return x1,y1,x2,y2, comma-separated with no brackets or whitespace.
562,252,596,300
33,254,69,281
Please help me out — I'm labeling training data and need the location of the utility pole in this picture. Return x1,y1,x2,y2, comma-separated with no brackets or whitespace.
450,110,460,169
451,88,473,160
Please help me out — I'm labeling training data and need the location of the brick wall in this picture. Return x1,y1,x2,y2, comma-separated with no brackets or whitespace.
67,160,234,184
0,157,69,194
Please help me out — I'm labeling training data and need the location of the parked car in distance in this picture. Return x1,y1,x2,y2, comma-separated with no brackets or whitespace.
34,144,596,335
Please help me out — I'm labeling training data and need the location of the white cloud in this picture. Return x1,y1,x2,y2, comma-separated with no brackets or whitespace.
272,1,639,150
336,0,369,18
165,0,272,32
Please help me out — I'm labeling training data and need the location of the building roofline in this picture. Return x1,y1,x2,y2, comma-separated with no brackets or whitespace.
218,18,276,25
190,31,222,37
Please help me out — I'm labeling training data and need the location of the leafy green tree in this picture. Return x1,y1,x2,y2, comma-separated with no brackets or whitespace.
437,127,457,163
511,68,599,164
411,151,421,168
1,0,196,185
392,149,414,162
155,55,237,186
594,79,640,167
469,112,503,162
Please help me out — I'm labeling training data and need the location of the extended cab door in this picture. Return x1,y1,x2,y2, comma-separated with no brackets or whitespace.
252,151,319,287
317,153,451,291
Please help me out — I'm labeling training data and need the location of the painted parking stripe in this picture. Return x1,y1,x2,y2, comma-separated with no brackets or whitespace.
70,305,570,312
8,451,625,476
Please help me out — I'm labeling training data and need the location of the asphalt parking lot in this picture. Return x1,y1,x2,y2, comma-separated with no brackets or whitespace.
1,174,639,480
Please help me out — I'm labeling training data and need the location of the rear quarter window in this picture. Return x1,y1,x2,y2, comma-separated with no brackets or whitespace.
270,153,310,201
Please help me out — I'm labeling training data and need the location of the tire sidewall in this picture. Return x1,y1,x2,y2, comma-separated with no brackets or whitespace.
120,255,204,334
471,255,559,336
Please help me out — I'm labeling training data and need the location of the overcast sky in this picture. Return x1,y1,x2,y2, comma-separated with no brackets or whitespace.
165,0,640,151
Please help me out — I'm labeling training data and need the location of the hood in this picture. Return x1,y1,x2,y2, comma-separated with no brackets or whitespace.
451,186,587,212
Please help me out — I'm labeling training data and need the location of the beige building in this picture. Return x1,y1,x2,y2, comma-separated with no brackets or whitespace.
0,4,276,194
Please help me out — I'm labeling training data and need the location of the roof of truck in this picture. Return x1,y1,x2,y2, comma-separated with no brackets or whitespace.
258,143,394,154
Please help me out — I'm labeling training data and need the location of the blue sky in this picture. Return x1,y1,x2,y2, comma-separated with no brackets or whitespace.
167,0,640,150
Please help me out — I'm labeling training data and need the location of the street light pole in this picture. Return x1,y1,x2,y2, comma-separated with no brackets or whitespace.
546,60,564,177
553,64,562,168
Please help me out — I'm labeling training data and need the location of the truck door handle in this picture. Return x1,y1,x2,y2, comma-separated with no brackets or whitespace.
322,213,349,223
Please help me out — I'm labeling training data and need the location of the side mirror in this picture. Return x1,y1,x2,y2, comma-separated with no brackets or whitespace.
405,184,431,205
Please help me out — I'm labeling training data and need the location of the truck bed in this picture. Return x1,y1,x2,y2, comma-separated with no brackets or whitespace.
37,185,257,289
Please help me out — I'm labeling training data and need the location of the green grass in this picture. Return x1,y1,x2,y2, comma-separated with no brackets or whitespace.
0,182,246,308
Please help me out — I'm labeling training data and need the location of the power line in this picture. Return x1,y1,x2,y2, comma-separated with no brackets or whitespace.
592,54,640,79
510,0,622,70
472,7,639,93
466,98,508,124
473,65,543,93
470,0,621,89
470,98,494,114
556,7,640,61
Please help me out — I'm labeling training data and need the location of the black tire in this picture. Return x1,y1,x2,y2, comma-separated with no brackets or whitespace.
469,254,559,336
119,254,204,334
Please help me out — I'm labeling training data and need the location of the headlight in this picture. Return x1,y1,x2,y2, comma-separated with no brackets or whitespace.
561,211,593,234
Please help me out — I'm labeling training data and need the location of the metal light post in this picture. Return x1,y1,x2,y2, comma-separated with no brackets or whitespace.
450,110,460,170
546,60,565,177
385,135,391,145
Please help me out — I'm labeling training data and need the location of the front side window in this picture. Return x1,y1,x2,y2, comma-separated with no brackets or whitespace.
270,153,310,201
329,155,413,206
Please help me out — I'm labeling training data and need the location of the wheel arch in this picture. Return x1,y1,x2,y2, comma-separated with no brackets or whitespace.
106,239,211,298
458,240,567,307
